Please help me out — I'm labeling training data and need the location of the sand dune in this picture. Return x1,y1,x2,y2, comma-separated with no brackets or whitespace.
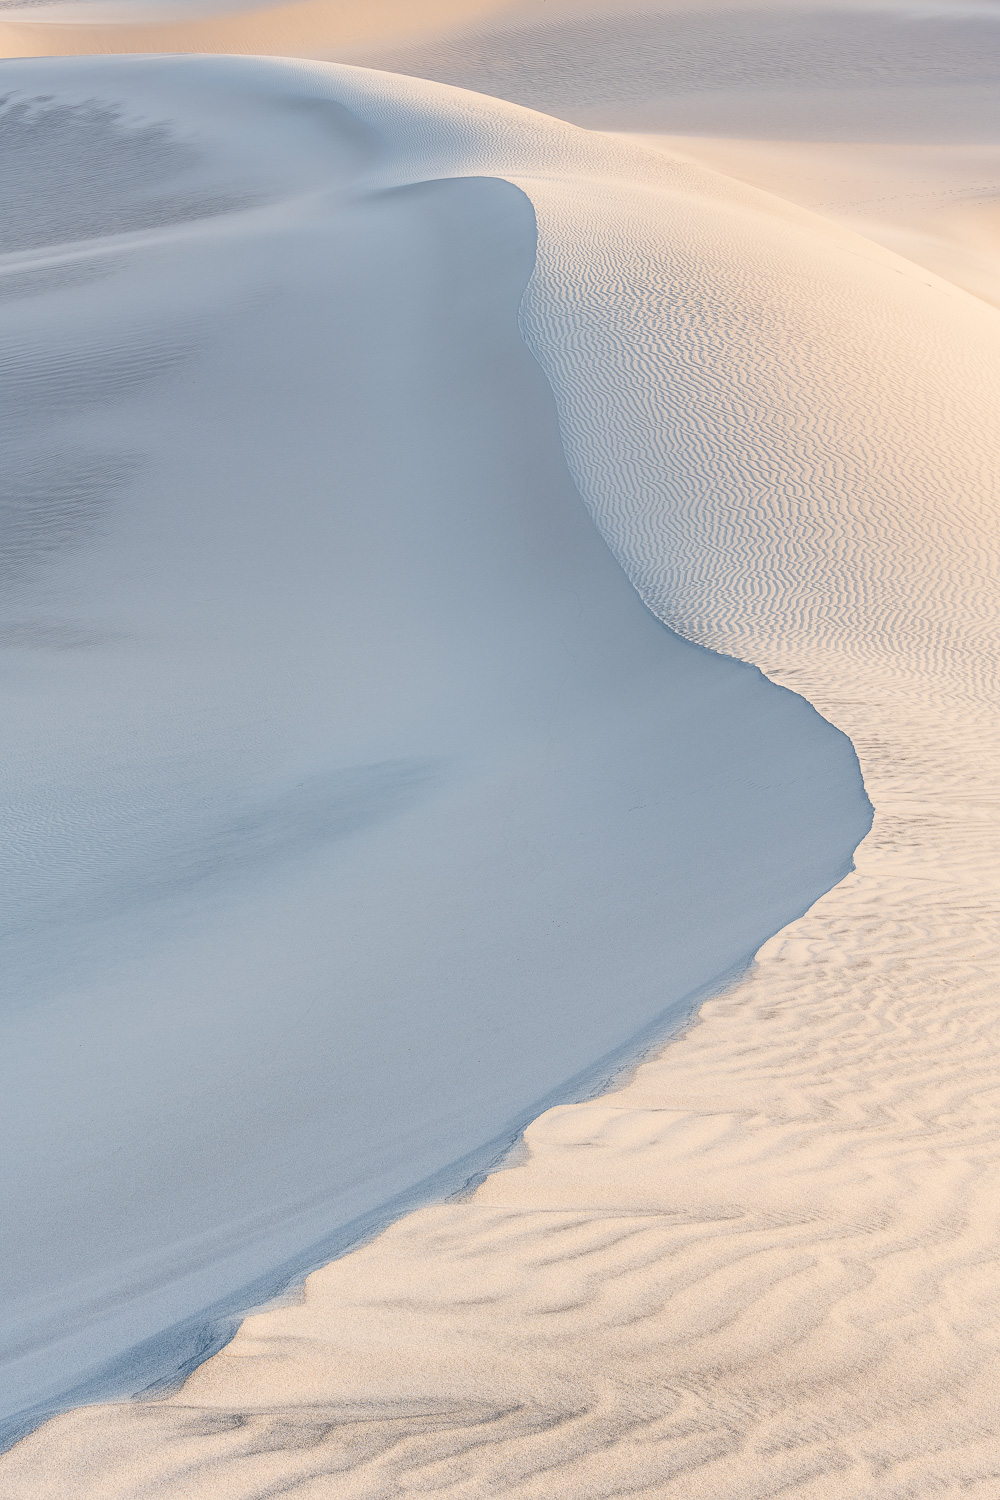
0,56,869,1452
4,49,1000,1499
636,137,1000,313
356,0,1000,140
0,0,511,59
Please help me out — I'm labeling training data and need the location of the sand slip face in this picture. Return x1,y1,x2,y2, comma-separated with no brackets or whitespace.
3,55,1000,1499
0,57,869,1450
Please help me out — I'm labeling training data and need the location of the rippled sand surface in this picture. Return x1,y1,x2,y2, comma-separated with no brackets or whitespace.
0,54,870,1446
633,136,1000,313
4,46,1000,1497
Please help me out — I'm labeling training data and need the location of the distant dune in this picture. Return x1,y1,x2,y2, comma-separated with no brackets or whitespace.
0,0,502,56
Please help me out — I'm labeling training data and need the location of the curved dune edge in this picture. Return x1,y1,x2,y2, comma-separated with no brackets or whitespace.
0,53,872,1452
6,60,1000,1498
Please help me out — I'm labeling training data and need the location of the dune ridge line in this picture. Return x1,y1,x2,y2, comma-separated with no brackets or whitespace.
4,55,1000,1497
0,51,871,1465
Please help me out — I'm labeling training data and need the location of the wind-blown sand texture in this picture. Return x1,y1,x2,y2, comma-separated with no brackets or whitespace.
354,0,1000,141
0,54,869,1452
636,136,1000,314
4,47,1000,1498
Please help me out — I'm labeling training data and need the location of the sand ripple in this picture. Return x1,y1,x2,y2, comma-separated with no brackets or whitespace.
6,61,1000,1497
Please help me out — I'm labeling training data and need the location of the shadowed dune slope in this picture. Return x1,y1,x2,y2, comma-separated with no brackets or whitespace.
3,54,1000,1498
0,57,871,1453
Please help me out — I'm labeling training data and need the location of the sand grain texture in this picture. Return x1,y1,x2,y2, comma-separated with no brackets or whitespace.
0,55,870,1450
636,136,1000,313
4,55,1000,1498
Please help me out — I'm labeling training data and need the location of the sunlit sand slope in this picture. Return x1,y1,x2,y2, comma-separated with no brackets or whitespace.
636,137,1000,314
6,56,1000,1499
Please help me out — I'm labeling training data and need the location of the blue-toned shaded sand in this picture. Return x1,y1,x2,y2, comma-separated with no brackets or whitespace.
0,58,871,1448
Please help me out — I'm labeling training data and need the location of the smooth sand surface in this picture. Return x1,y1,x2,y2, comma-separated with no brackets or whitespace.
11,0,1000,125
636,136,1000,311
4,0,998,311
0,55,869,1449
0,0,510,59
4,48,1000,1498
354,1,1000,141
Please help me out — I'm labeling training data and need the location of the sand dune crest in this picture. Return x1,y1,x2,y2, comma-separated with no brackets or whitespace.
5,50,1000,1500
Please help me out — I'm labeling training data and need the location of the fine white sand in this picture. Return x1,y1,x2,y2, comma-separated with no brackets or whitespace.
635,137,1000,313
4,42,1000,1499
0,55,868,1451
